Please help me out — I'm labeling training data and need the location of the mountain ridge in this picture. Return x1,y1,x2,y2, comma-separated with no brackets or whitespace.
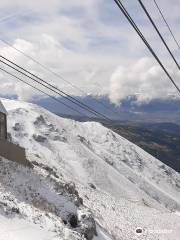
0,98,179,239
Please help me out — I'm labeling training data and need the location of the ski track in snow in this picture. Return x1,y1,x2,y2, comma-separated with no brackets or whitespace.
0,98,179,240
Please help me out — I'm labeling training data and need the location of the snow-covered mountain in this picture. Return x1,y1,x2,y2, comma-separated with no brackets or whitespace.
0,98,180,240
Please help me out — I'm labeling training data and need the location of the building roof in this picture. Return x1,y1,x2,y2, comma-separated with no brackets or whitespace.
0,100,7,115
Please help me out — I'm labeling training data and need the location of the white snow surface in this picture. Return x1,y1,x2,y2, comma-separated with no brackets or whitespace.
0,215,59,240
0,98,180,240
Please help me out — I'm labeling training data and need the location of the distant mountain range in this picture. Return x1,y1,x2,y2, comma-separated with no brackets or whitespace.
32,95,180,124
1,94,179,123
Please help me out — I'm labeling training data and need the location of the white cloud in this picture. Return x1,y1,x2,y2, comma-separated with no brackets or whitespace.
0,0,180,102
109,57,180,104
0,35,115,100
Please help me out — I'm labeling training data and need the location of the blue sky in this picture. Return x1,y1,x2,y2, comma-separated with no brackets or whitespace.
0,0,180,103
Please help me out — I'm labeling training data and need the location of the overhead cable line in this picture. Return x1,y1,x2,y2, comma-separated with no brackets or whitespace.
113,0,180,95
0,66,87,117
137,0,180,70
0,38,119,117
0,58,107,120
0,56,111,121
153,0,180,49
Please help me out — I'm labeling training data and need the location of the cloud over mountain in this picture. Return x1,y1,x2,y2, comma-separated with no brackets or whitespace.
109,58,180,104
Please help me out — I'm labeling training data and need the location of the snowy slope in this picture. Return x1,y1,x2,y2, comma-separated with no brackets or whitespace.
1,98,180,240
0,155,99,240
0,215,59,240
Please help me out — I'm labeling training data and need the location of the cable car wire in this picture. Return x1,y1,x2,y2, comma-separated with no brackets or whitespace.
153,0,180,49
0,38,119,117
113,0,180,95
137,0,180,70
0,56,111,121
0,66,87,117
